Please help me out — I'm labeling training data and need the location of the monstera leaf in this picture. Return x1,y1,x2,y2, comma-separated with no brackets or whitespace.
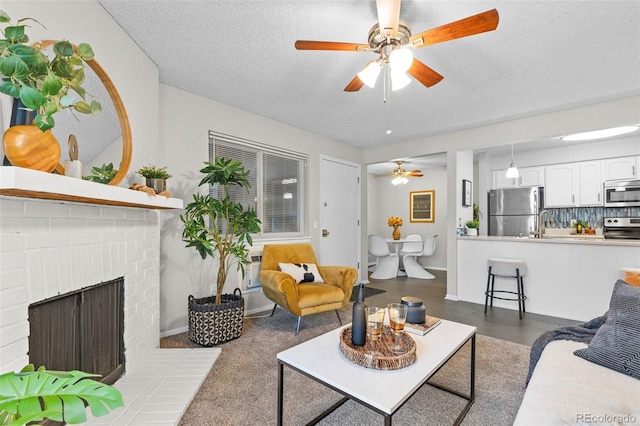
0,364,123,425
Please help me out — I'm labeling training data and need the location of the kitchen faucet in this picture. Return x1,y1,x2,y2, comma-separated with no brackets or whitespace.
533,210,555,238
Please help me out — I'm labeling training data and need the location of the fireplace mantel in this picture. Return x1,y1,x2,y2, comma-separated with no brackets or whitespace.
0,167,183,209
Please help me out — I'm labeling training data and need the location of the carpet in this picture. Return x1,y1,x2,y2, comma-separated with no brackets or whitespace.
349,286,386,302
162,304,530,425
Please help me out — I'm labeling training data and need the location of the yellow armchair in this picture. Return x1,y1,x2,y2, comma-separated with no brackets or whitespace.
258,244,358,335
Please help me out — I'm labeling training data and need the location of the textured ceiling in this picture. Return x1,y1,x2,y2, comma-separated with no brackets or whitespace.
98,0,640,154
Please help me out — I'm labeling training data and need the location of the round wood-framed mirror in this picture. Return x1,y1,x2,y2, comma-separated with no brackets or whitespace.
41,40,132,186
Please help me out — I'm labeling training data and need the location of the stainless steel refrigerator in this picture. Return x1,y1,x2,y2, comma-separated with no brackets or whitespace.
488,187,544,236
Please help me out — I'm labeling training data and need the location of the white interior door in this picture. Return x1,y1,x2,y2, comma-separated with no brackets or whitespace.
320,156,361,275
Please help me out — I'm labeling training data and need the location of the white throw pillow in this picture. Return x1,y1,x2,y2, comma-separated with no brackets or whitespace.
278,263,324,284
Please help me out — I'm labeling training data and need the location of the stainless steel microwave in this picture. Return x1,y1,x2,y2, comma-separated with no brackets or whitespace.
604,179,640,207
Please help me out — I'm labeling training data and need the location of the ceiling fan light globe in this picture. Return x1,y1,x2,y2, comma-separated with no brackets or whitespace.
390,70,411,91
389,48,413,72
358,61,382,88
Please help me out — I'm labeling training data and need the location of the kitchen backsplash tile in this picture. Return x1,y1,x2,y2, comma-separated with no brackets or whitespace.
546,207,640,228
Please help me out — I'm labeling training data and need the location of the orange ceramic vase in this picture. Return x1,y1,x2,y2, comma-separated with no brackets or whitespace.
392,226,401,240
3,125,61,172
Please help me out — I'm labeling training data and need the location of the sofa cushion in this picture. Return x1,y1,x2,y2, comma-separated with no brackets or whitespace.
279,262,324,284
573,279,640,379
514,340,640,425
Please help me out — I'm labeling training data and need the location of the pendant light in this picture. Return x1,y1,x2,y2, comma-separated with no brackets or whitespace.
505,144,519,178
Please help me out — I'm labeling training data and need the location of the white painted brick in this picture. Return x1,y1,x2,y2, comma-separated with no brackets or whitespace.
68,231,101,246
126,250,144,264
91,245,102,284
69,246,84,290
24,200,69,218
0,250,25,270
49,217,87,232
135,239,153,251
0,338,29,374
125,209,146,220
0,303,27,327
0,268,27,290
0,321,29,346
0,233,25,252
143,267,159,281
101,206,127,219
125,230,144,241
25,232,70,249
0,198,24,217
0,286,27,309
136,259,154,273
103,230,127,244
68,204,101,219
43,248,61,297
0,217,49,233
101,243,113,280
56,247,72,295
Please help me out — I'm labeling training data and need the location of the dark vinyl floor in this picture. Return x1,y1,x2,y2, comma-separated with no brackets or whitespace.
365,270,579,346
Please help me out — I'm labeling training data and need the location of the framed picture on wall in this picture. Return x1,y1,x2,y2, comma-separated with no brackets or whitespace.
462,179,472,206
410,190,435,223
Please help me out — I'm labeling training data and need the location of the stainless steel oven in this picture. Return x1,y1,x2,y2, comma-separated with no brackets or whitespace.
603,217,640,240
604,180,640,207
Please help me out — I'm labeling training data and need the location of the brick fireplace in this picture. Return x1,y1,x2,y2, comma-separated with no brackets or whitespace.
0,172,173,375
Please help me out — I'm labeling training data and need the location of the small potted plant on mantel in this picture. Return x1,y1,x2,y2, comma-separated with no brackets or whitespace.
135,164,172,194
181,157,261,346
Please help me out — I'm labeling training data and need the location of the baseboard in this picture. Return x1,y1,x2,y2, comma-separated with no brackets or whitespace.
160,326,188,338
444,294,459,301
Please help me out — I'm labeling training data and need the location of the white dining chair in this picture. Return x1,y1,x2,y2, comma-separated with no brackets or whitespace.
403,234,438,279
398,234,422,273
368,234,399,280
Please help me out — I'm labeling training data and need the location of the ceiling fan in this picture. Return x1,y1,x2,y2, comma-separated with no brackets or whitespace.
389,161,423,185
295,0,499,92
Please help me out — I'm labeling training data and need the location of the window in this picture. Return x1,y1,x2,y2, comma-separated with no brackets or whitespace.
209,132,307,237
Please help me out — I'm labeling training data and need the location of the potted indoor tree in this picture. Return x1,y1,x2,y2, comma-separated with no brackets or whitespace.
181,157,261,346
135,164,172,193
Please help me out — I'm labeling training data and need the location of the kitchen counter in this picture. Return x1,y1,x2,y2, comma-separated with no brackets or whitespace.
456,236,640,322
457,235,639,246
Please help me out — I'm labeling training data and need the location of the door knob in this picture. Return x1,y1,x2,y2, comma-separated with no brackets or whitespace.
322,229,330,237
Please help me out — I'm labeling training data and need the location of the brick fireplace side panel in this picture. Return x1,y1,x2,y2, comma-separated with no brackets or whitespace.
0,197,161,374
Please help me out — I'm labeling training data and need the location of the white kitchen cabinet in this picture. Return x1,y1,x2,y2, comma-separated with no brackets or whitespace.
545,163,579,207
578,160,603,206
603,156,638,181
493,166,545,189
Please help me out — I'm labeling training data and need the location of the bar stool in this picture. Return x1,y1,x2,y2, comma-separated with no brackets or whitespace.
484,258,527,319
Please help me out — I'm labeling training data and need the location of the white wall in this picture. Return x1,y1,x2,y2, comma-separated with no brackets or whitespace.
367,167,448,270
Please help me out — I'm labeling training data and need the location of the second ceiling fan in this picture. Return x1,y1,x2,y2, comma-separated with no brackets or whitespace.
390,161,423,185
295,0,499,92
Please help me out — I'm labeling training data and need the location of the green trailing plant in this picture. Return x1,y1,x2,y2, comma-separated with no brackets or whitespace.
83,162,117,184
135,165,172,180
0,364,123,425
181,157,261,305
465,220,479,229
0,10,101,132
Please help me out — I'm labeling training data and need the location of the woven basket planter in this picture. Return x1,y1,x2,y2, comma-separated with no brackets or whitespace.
188,288,244,346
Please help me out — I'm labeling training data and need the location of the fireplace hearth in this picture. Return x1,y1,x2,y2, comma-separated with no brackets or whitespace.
28,277,125,385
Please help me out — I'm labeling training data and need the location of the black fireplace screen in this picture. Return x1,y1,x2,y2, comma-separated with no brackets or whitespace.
28,277,125,385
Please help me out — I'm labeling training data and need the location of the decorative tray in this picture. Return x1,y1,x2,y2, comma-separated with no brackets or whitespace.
339,326,416,370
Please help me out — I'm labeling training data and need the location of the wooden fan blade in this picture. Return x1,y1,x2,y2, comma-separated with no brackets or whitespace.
408,169,422,174
410,9,499,48
407,173,424,177
344,75,365,92
376,0,402,38
407,59,444,88
295,40,369,52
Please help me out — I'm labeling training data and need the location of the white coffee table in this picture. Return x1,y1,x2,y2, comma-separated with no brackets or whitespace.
277,319,477,426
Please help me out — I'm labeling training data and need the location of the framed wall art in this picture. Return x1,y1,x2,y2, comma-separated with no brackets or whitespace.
410,190,435,223
462,179,472,206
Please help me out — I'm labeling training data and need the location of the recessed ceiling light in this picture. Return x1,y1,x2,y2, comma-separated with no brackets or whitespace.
561,125,639,141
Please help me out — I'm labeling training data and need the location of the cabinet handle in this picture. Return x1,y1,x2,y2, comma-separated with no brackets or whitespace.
572,194,575,203
598,193,600,202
